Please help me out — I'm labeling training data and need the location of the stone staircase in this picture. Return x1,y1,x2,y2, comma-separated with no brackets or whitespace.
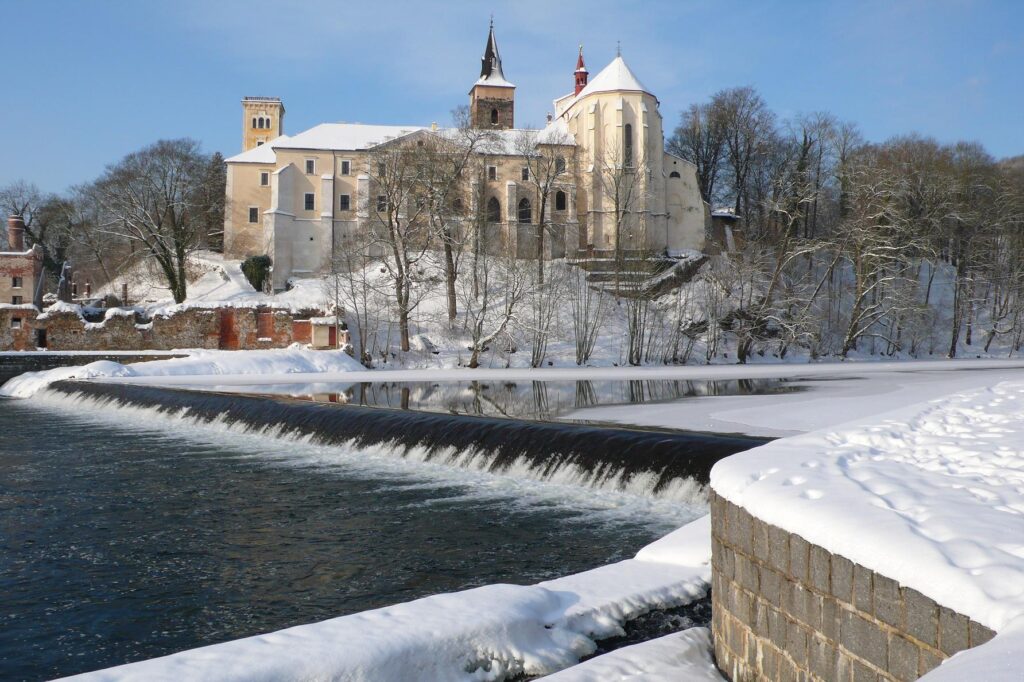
567,249,707,298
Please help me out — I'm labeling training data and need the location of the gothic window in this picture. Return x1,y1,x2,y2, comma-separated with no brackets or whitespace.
555,191,567,211
555,156,566,174
486,197,501,223
670,171,681,178
518,198,532,223
304,193,315,211
490,108,499,125
623,123,634,168
248,207,259,223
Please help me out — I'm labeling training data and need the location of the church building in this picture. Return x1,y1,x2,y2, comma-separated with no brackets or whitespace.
223,22,706,290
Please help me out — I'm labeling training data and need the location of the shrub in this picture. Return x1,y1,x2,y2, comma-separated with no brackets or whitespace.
241,255,273,292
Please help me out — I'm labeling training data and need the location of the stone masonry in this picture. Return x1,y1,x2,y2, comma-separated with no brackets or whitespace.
710,490,996,681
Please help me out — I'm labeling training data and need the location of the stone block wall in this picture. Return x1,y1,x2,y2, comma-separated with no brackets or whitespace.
710,490,995,681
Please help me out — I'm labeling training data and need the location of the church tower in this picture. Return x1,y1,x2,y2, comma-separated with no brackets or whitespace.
241,96,285,151
469,20,515,129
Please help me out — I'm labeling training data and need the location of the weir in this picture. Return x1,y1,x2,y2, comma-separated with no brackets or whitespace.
47,380,768,496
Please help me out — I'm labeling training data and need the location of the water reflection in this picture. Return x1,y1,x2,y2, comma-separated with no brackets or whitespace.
245,378,799,422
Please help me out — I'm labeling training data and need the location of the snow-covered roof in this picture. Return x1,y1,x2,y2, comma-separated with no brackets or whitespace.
576,56,650,99
556,56,655,119
272,123,425,152
474,73,515,88
225,136,290,163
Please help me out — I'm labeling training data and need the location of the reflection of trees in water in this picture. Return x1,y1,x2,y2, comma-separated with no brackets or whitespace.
532,381,551,420
325,378,792,420
575,380,598,409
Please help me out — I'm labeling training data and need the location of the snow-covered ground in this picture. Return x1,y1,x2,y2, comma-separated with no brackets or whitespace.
59,516,712,682
712,380,1024,680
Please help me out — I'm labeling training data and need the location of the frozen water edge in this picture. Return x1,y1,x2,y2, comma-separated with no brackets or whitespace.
58,518,713,681
543,628,725,681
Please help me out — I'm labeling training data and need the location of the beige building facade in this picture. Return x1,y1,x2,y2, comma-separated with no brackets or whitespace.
224,24,706,290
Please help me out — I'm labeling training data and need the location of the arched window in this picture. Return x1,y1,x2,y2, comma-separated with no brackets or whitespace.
555,156,566,174
252,117,258,129
555,191,567,211
518,198,532,223
487,197,501,223
490,108,499,125
258,117,265,129
670,171,681,178
266,117,272,129
623,123,634,168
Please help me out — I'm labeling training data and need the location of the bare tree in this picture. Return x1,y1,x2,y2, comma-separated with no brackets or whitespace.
668,101,726,205
91,139,221,303
515,126,574,283
365,139,434,352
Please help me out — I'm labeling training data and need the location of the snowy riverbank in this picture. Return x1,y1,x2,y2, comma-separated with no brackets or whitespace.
712,380,1024,680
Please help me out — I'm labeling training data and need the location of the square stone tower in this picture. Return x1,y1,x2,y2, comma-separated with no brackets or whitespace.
241,97,285,151
469,21,515,129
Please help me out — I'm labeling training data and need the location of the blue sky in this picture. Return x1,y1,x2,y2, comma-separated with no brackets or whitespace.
2,0,1021,192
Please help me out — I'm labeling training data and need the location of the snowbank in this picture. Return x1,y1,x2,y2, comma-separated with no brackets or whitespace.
0,347,364,398
59,516,712,681
543,628,724,681
711,380,1024,676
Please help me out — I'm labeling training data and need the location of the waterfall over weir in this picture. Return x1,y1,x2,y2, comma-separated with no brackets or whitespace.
45,380,768,500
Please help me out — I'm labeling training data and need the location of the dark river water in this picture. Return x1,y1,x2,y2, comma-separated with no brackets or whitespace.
0,396,715,681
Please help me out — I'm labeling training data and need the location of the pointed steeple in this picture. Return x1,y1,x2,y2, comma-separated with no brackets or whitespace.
574,44,589,96
477,19,513,87
469,19,515,129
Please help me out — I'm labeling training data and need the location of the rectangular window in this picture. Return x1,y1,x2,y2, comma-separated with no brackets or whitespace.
377,163,387,178
488,166,497,181
11,317,21,329
12,296,23,305
11,276,22,288
248,207,259,223
376,195,387,212
340,160,351,176
260,171,270,186
304,193,315,211
305,159,316,175
521,167,529,181
339,194,351,211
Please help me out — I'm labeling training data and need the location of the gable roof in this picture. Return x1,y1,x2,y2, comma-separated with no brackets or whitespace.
274,123,424,151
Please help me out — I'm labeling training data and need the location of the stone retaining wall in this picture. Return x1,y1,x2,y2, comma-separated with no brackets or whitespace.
710,490,995,681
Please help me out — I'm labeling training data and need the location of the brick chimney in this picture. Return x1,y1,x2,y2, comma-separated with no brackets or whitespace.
7,214,26,251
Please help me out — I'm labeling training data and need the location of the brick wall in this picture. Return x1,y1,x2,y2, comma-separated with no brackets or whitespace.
0,306,307,352
710,490,995,681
